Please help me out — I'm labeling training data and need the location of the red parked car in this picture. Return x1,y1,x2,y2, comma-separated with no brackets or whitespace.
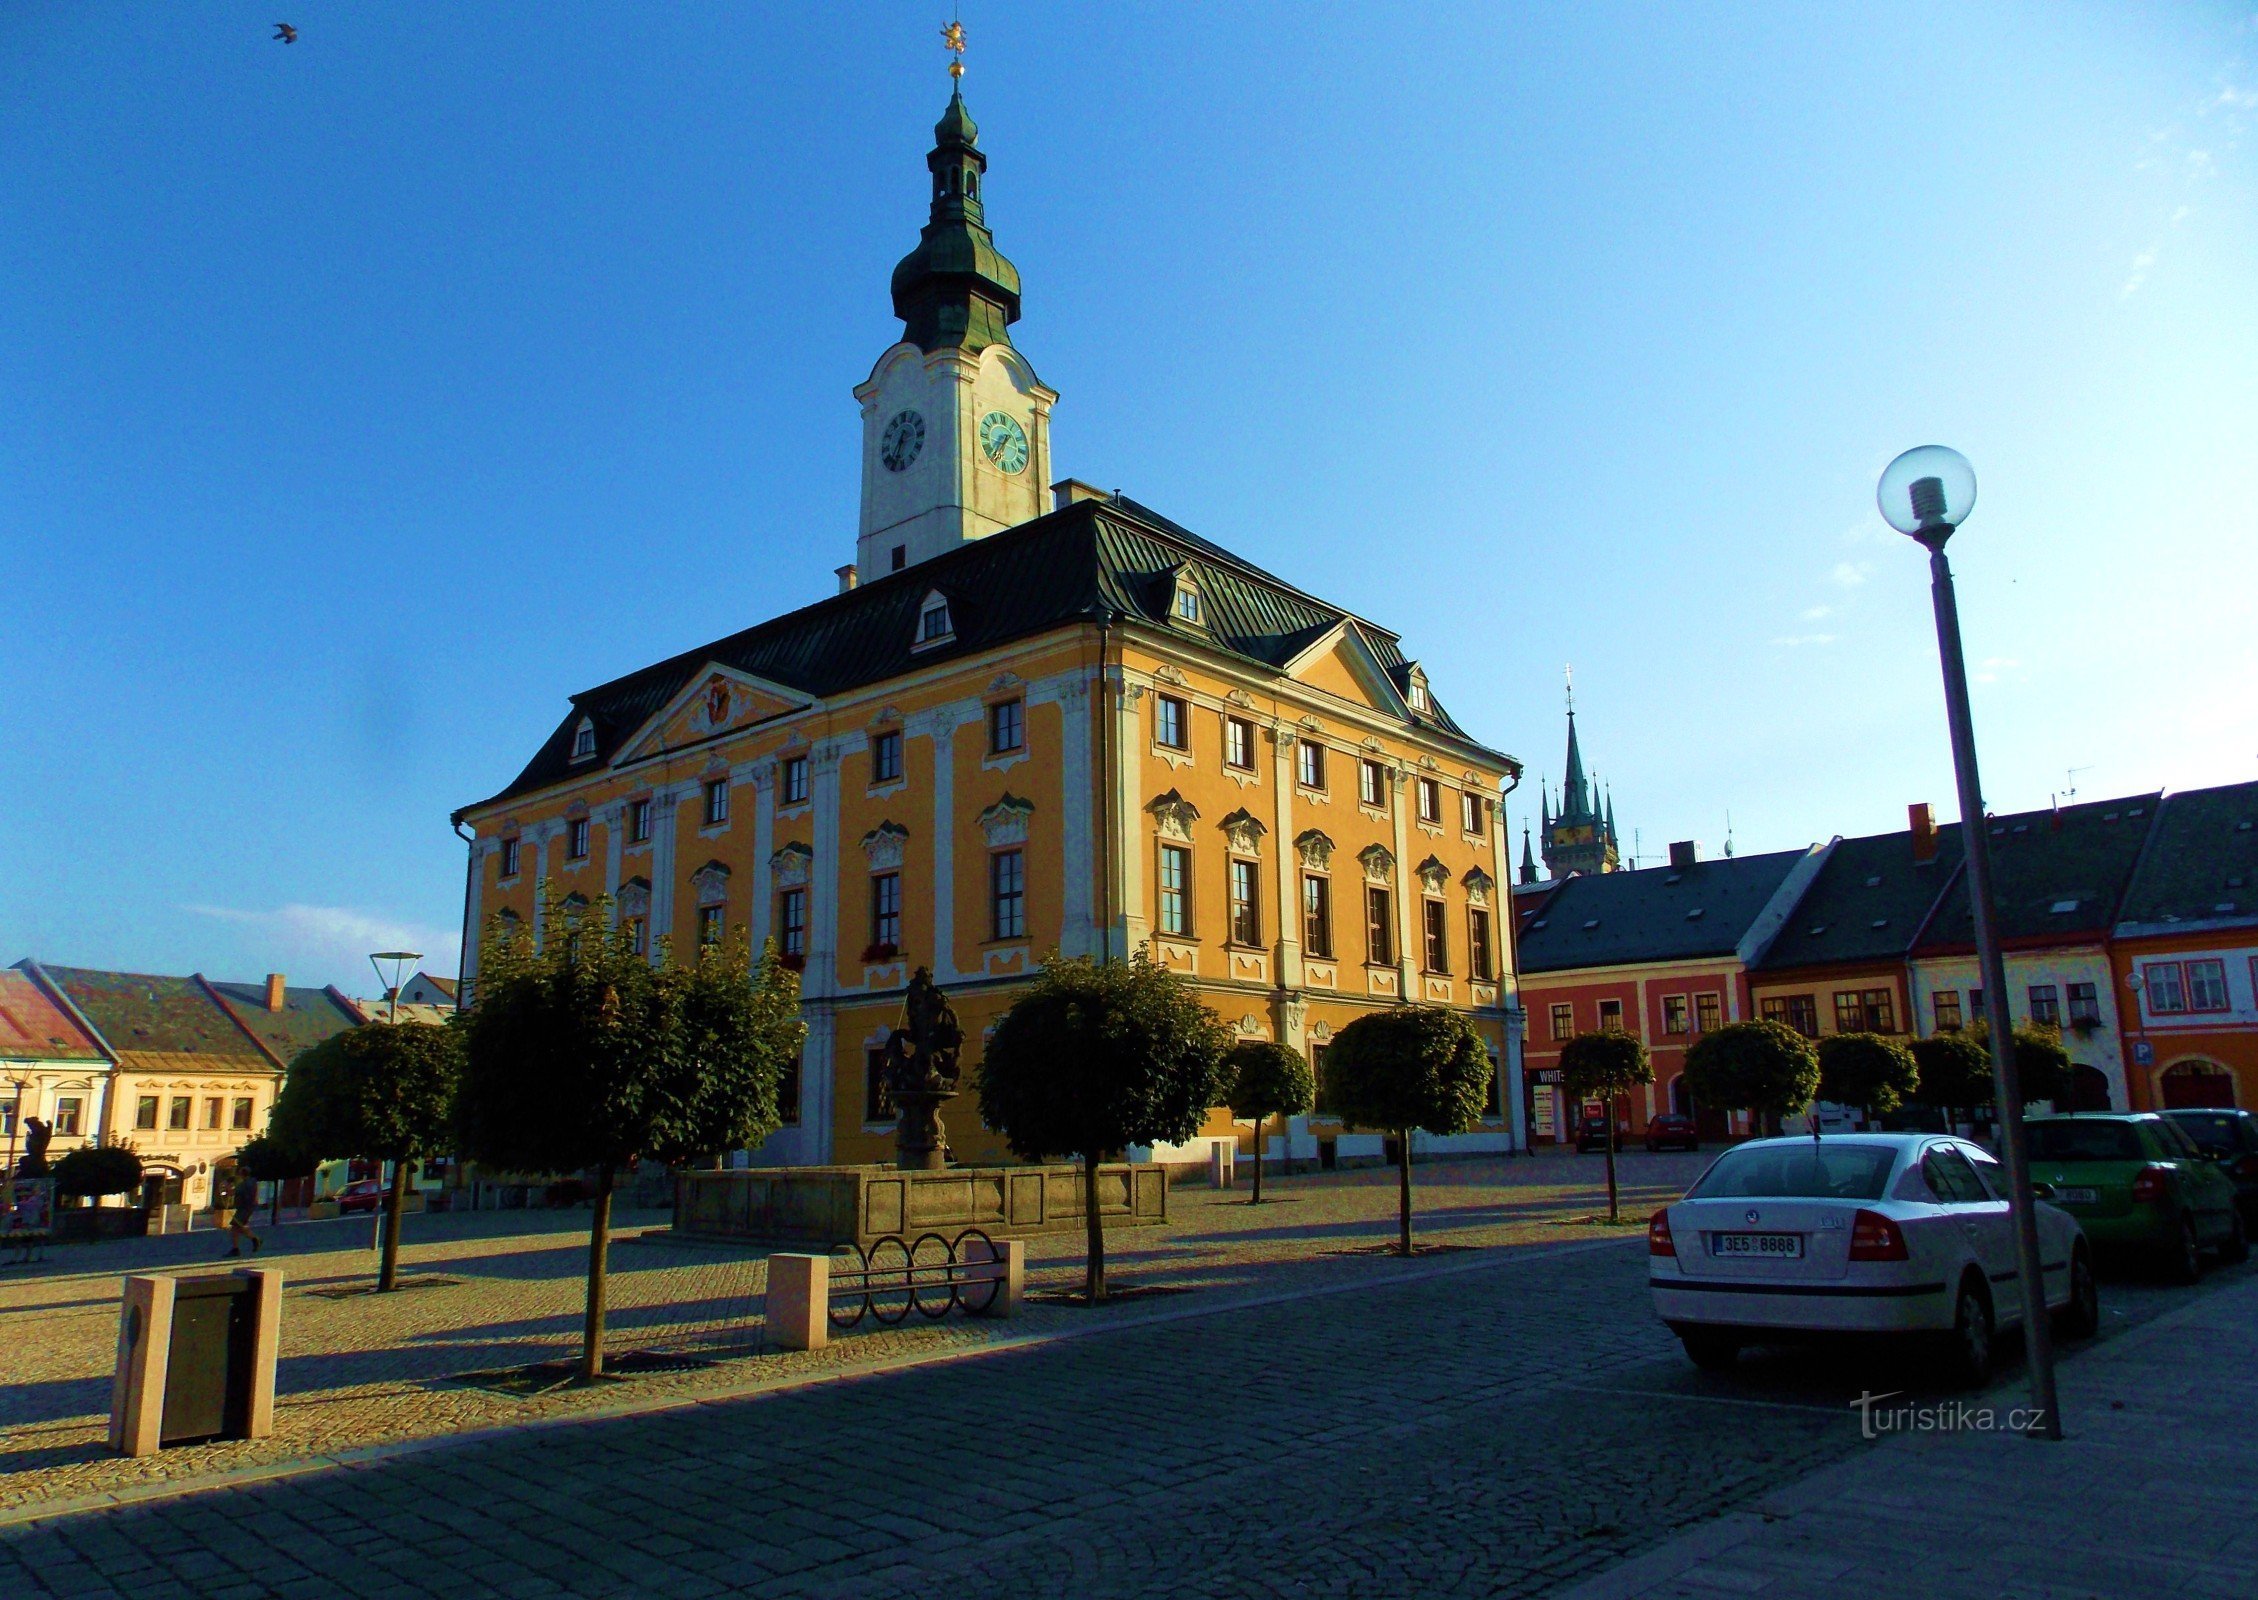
334,1178,387,1214
1644,1113,1700,1153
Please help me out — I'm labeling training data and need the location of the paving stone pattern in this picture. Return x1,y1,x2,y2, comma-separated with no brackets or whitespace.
3,1153,2228,1598
0,1155,1698,1515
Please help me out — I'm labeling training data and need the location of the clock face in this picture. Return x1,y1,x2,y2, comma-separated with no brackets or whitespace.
978,411,1029,475
880,410,925,473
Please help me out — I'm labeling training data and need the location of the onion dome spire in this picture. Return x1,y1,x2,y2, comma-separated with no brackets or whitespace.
889,69,1022,353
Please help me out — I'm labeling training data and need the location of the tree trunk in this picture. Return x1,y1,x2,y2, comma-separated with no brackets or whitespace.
378,1159,410,1291
1604,1109,1620,1225
1081,1154,1106,1303
580,1163,616,1380
1397,1131,1414,1256
1250,1116,1265,1205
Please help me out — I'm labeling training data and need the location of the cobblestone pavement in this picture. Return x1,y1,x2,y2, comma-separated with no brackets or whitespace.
0,1152,1696,1513
1,1151,2242,1599
1552,1262,2258,1600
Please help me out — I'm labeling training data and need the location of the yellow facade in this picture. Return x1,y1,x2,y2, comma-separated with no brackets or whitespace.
459,599,1524,1168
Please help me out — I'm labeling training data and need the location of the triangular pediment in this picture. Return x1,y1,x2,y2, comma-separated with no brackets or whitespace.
615,665,814,765
1281,621,1409,718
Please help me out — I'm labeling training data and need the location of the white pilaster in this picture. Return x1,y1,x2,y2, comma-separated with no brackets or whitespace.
1390,770,1416,991
1270,727,1303,990
918,706,963,982
806,741,847,1001
748,761,776,956
648,788,680,965
1112,672,1149,953
1035,675,1097,957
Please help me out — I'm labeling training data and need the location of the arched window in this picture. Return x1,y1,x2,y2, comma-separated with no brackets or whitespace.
966,170,978,198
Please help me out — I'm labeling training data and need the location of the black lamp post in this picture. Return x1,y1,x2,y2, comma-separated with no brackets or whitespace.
1878,444,2062,1441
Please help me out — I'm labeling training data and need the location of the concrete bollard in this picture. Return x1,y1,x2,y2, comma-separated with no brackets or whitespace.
767,1253,828,1352
1208,1140,1235,1190
110,1274,176,1457
972,1238,1025,1318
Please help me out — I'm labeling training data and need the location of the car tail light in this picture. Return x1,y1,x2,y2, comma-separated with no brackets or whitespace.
1848,1209,1908,1261
2131,1165,2170,1204
1647,1209,1676,1257
2234,1155,2258,1182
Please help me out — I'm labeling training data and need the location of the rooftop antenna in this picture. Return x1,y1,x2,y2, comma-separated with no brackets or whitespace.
2063,766,2091,800
1723,811,1736,859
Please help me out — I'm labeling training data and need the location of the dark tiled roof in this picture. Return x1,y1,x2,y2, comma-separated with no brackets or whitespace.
206,983,362,1063
463,495,1504,814
35,966,273,1064
0,970,105,1061
1913,793,2162,951
2114,780,2258,933
1752,825,1965,972
1514,849,1808,974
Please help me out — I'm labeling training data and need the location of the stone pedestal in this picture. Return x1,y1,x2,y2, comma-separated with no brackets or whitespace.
892,1087,956,1171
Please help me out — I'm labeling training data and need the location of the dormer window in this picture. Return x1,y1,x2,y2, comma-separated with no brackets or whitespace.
915,592,955,648
570,718,597,762
1407,671,1432,714
1174,584,1201,623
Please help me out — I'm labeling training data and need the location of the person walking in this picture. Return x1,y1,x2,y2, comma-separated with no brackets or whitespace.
224,1172,263,1257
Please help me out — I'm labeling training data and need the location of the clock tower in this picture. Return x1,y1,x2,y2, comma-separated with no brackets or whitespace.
855,89,1056,578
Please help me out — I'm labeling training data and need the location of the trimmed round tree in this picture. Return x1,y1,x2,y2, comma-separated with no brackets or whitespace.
270,1020,464,1291
1558,1030,1653,1221
1224,1039,1316,1205
1967,1021,2075,1110
1322,1006,1492,1256
1910,1031,1994,1123
1683,1019,1819,1138
51,1142,142,1202
1815,1032,1919,1127
456,899,803,1378
979,953,1233,1302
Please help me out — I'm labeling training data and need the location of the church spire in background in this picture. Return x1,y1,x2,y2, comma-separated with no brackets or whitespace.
1539,667,1624,879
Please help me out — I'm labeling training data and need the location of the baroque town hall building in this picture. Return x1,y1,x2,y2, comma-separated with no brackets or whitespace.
453,87,1529,1167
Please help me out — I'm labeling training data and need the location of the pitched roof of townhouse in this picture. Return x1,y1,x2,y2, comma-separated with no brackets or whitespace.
0,969,107,1062
205,982,363,1064
1514,848,1809,975
2113,779,2258,937
29,965,280,1067
1912,793,2162,953
1751,823,1966,972
462,494,1511,815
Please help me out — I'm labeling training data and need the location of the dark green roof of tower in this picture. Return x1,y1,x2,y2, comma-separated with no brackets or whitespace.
890,91,1022,354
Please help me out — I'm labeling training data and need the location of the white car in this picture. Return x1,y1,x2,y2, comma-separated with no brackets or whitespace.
1648,1133,2096,1381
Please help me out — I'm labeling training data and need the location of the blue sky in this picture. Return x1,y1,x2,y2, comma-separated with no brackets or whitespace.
3,4,2253,992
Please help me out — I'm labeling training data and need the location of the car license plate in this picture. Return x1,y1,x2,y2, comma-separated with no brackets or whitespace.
2056,1187,2098,1206
1710,1232,1803,1259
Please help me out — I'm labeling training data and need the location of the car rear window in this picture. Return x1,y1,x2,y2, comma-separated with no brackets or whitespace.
1688,1144,1898,1201
2152,1119,2206,1161
2167,1114,2241,1154
2025,1121,2143,1162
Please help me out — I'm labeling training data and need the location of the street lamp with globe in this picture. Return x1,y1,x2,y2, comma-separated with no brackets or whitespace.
1879,444,2062,1441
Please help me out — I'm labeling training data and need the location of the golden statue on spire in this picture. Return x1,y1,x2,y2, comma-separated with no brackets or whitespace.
942,17,966,80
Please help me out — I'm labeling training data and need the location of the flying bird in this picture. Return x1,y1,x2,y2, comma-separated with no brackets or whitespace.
274,23,297,43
